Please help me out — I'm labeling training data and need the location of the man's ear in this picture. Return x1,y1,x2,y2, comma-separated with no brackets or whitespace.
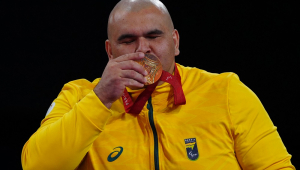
173,29,180,56
105,39,114,60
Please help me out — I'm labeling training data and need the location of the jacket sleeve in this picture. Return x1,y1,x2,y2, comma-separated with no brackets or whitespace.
228,74,295,170
21,80,113,170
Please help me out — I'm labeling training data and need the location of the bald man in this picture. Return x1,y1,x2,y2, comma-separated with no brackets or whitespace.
22,0,295,169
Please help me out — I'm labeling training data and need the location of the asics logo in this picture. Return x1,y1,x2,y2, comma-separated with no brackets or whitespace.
107,146,123,162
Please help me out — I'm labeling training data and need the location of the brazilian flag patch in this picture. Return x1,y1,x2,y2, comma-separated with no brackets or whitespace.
184,138,199,161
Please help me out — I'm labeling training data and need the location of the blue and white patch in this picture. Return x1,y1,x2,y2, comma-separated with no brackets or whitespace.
45,102,55,116
185,138,199,161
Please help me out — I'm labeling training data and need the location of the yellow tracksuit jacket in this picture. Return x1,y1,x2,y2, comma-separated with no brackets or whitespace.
22,64,295,170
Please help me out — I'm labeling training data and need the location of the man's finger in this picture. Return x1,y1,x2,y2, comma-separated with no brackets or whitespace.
114,52,145,62
119,60,148,76
120,70,147,84
122,78,145,88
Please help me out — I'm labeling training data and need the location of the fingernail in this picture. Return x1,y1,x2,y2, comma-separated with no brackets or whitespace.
139,53,144,57
144,70,148,75
144,77,147,83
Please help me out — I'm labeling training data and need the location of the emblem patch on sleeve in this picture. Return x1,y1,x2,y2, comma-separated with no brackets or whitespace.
184,138,199,161
45,102,55,117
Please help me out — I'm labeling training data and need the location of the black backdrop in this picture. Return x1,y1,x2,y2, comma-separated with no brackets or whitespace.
1,0,299,169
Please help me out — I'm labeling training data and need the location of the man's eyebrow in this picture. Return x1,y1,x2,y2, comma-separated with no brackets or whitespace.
117,34,136,41
146,29,164,35
117,29,164,41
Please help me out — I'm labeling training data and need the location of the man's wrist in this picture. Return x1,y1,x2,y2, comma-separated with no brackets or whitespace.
93,89,113,109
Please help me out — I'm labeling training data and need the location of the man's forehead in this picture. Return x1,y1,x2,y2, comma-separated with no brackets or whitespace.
114,21,165,39
111,8,166,33
108,0,173,39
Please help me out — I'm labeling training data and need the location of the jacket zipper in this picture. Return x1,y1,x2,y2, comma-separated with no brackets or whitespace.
147,97,159,170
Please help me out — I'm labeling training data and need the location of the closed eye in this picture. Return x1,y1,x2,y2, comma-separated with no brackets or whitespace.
118,34,136,43
122,39,135,44
147,35,160,39
146,29,163,39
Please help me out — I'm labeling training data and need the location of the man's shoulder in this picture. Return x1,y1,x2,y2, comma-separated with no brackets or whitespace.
59,78,100,94
177,63,239,85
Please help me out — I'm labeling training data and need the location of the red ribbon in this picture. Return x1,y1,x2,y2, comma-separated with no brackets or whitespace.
122,64,186,114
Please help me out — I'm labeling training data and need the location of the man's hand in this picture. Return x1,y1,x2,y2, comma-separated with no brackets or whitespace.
94,53,148,109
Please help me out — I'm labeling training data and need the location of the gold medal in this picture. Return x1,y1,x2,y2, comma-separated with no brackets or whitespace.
135,53,163,85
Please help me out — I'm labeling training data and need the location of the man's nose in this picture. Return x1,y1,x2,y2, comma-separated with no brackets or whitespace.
135,37,151,53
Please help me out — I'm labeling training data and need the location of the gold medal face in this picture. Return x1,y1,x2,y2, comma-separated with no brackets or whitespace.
135,53,163,85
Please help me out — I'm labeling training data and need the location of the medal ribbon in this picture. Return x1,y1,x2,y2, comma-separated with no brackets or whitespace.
122,64,186,114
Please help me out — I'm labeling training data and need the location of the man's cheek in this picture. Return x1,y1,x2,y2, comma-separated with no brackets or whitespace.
114,47,135,57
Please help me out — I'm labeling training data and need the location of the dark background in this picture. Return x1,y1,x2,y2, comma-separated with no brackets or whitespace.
1,0,299,169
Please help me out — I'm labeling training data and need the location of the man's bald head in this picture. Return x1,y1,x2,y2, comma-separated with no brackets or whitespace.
107,0,174,40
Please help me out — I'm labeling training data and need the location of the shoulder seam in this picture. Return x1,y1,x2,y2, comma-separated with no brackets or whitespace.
226,73,237,150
